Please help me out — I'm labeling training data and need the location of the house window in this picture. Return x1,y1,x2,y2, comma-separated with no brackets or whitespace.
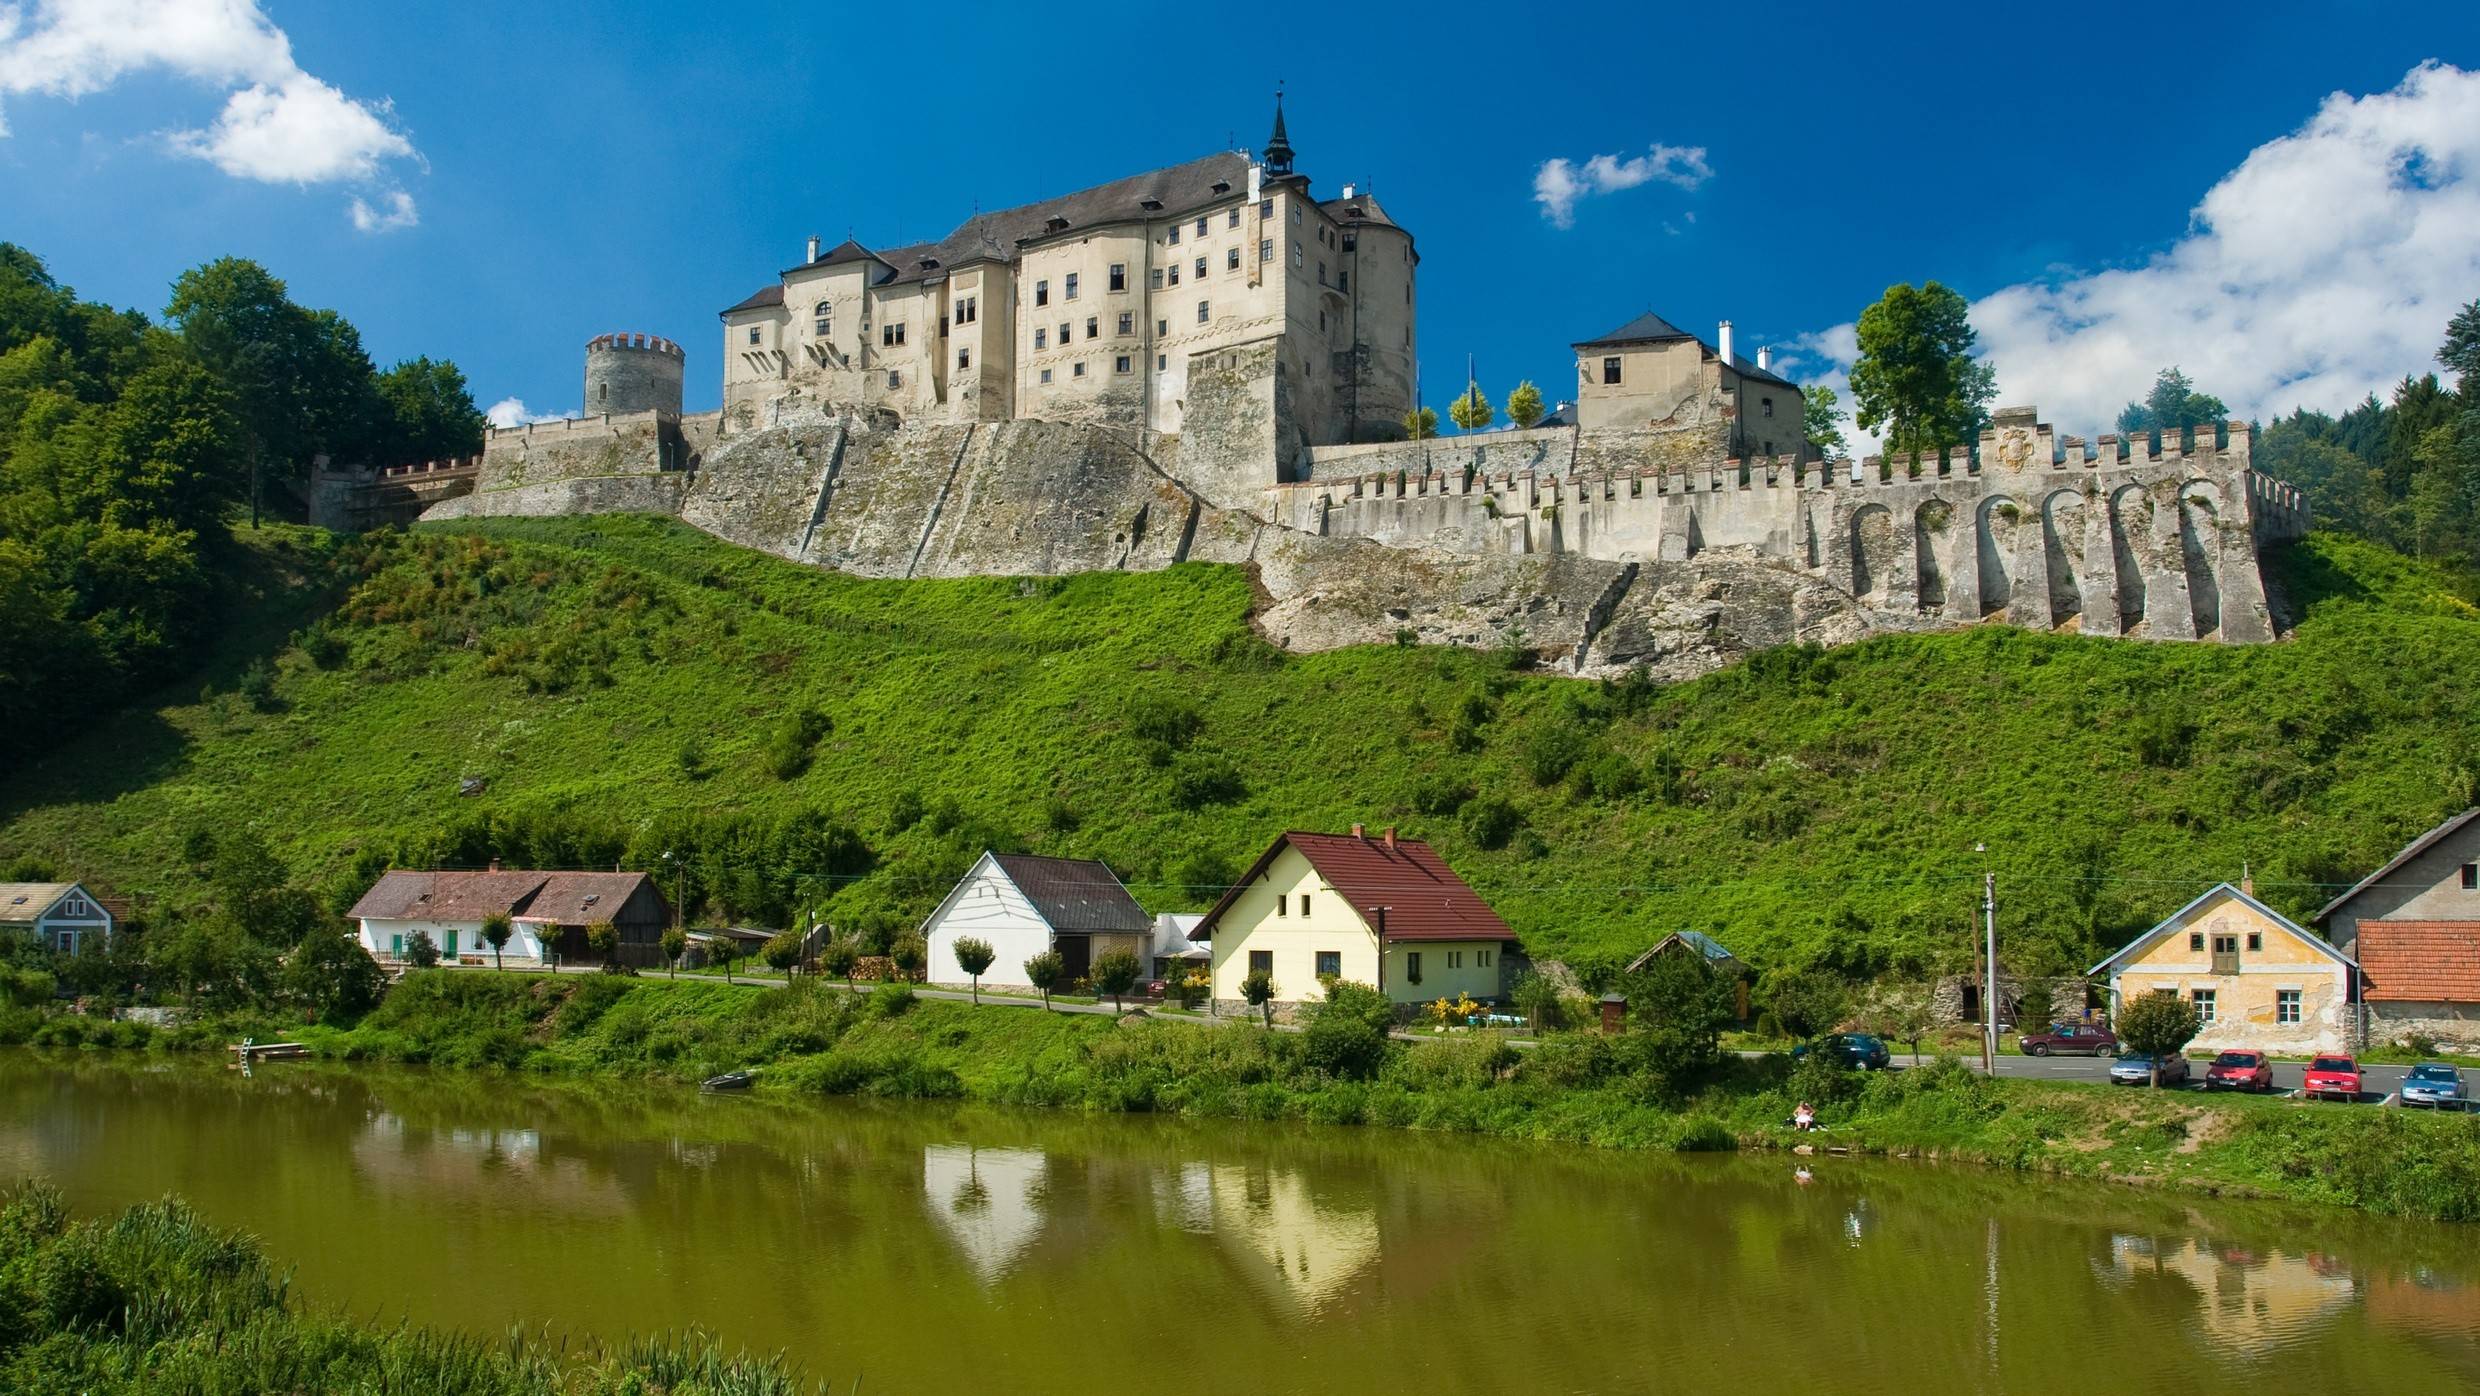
1195,216,1210,237
1168,264,1180,286
1227,247,1241,271
1035,279,1050,306
1603,356,1622,385
747,327,761,346
1197,300,1211,324
2211,933,2239,973
2246,932,2262,951
2191,988,2216,1023
1763,397,1775,417
1115,355,1131,374
814,302,832,335
1038,368,1052,384
1275,894,1287,918
1072,361,1085,377
1065,272,1080,300
1117,312,1134,335
1298,893,1310,916
1167,224,1181,245
1034,328,1048,350
1086,316,1099,339
957,349,971,369
1406,951,1422,984
1227,207,1241,228
1315,950,1341,979
2188,932,2205,951
1109,264,1127,292
1478,948,1492,967
1249,950,1272,976
1260,237,1273,262
2464,863,2478,889
2276,989,2302,1024
1447,950,1463,969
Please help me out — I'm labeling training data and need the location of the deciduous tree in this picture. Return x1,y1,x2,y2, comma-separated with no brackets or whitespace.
951,936,995,1003
659,925,687,978
2114,990,2201,1088
1447,384,1494,433
1848,281,1993,458
2115,367,2228,440
1092,949,1142,1013
1506,380,1546,429
1023,949,1064,1011
1802,382,1848,458
1241,969,1279,1028
482,912,513,972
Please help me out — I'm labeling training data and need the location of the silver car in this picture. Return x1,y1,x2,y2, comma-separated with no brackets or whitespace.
2400,1062,2466,1109
2109,1052,2190,1086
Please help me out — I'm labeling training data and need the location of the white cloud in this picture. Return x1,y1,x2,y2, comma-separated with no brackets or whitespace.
0,0,419,212
485,397,577,429
1794,61,2480,442
347,187,416,234
1533,143,1711,228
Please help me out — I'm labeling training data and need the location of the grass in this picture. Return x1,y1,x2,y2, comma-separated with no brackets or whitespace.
24,970,2480,1222
0,1181,834,1393
5,516,2480,982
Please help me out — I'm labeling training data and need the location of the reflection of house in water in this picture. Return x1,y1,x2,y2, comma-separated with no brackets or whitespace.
1208,1164,1381,1314
352,1111,630,1217
2108,1234,2354,1353
921,1145,1049,1284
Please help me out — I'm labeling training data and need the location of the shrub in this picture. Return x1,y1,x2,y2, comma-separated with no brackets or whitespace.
1168,752,1244,809
1460,794,1523,851
404,929,440,969
819,936,860,988
1410,773,1474,817
950,936,996,1001
658,926,687,977
481,911,514,970
888,934,927,982
0,965,56,1008
764,705,832,780
1127,694,1204,749
1023,950,1064,1010
584,919,621,970
1765,969,1849,1042
1241,969,1278,1027
762,931,803,978
1298,980,1396,1081
1522,722,1591,785
2396,1030,2441,1057
1092,949,1143,1011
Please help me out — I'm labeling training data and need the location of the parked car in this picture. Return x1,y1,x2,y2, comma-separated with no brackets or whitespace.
1793,1033,1893,1070
2019,1023,2118,1057
2204,1050,2274,1092
2303,1055,2362,1102
2400,1062,2466,1109
2110,1052,2190,1086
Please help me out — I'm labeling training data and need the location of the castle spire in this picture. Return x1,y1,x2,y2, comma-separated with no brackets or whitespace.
1262,86,1294,176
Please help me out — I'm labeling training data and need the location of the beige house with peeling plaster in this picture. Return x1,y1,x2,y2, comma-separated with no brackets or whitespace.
2090,883,2358,1056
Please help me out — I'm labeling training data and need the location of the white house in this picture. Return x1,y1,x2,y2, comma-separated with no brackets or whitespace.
0,882,116,955
1151,912,1207,981
348,865,669,966
921,852,1153,988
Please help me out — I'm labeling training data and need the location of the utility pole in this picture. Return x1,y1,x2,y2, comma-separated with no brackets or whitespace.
1978,844,1998,1075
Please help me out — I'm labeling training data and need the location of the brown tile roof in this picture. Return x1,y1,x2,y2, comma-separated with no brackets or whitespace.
2357,920,2480,1003
989,853,1151,935
1194,831,1516,943
347,870,656,925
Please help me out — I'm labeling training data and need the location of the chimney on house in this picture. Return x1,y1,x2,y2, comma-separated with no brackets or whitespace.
1757,346,1772,372
487,858,501,873
806,234,821,263
1383,826,1397,850
1341,182,1356,199
2241,861,2254,897
1717,321,1734,368
1351,823,1366,839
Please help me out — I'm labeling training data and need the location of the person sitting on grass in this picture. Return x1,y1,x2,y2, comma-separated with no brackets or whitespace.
1792,1101,1818,1132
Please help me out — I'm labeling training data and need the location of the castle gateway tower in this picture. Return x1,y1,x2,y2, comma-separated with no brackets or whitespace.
584,333,686,418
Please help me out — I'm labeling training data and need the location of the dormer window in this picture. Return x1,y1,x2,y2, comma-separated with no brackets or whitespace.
1140,197,1164,212
1045,215,1069,233
1211,179,1231,194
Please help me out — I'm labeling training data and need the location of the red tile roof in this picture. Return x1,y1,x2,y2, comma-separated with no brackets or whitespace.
1194,831,1516,944
2357,920,2480,1003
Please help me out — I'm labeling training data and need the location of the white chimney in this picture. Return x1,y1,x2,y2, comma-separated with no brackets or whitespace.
1341,182,1356,199
1757,346,1772,371
806,234,821,263
1717,320,1734,367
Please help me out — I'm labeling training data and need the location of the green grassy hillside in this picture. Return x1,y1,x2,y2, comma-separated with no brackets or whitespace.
6,514,2478,980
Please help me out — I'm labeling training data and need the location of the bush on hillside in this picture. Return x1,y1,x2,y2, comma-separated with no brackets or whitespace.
1298,980,1395,1081
1169,752,1244,809
1461,794,1523,851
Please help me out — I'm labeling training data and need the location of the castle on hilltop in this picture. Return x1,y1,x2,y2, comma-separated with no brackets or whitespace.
323,100,2311,670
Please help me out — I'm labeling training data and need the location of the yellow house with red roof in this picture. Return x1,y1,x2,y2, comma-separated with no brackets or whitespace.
1192,826,1518,1006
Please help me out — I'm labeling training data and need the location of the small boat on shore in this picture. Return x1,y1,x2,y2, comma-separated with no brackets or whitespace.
701,1071,755,1092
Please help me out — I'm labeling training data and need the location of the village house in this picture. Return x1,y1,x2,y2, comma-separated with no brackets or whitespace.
920,852,1152,989
1625,930,1750,1019
1193,826,1517,1008
348,864,670,968
2088,882,2358,1056
2315,807,2480,1049
1150,912,1207,983
0,882,115,955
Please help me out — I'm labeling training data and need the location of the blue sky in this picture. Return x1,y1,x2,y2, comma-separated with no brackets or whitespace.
4,2,2478,446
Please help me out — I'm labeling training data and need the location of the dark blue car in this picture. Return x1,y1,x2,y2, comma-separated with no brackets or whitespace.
1794,1033,1892,1070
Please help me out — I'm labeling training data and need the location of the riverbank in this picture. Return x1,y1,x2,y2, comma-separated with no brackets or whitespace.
15,972,2480,1222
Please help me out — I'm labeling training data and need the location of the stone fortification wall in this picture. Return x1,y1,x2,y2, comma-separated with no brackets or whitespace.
1297,421,1727,484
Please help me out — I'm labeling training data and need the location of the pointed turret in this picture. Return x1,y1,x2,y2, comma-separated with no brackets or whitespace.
1262,90,1294,176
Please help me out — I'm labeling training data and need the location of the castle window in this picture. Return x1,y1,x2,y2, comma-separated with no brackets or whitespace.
1073,361,1086,377
1602,356,1622,385
1318,310,1326,332
1034,328,1048,350
940,315,949,337
958,349,971,369
1058,322,1071,347
600,383,608,403
1195,216,1210,237
955,295,977,325
1260,197,1273,220
1292,206,1302,224
1156,319,1167,336
1157,353,1167,371
1763,396,1775,417
1167,224,1181,245
1197,300,1210,324
1227,207,1241,228
1260,238,1273,263
1109,264,1127,292
1150,267,1164,289
813,302,832,335
886,371,901,388
1065,272,1080,300
1039,368,1053,384
1034,279,1050,307
1117,312,1133,335
1086,316,1099,339
1194,257,1207,280
1317,262,1327,285
1227,248,1240,272
1168,264,1180,286
747,327,761,346
882,323,905,347
1343,233,1357,251
1339,270,1349,292
1292,243,1304,268
1115,355,1132,374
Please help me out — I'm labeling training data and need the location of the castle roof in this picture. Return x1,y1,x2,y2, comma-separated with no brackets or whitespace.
726,151,1259,313
1576,311,1695,348
1322,191,1406,236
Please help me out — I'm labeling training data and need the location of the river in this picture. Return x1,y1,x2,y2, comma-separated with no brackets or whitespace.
0,1053,2473,1394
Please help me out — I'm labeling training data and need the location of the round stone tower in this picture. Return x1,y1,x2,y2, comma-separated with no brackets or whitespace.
582,333,685,417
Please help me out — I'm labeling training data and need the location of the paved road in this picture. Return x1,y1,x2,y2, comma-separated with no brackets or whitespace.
1944,1050,2426,1102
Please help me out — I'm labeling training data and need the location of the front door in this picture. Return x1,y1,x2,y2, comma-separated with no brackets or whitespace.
1057,935,1092,983
444,929,459,960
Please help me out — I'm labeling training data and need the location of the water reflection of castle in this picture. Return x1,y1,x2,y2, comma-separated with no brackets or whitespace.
920,1146,1380,1311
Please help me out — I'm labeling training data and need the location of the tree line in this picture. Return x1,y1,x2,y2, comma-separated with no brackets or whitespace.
0,244,486,761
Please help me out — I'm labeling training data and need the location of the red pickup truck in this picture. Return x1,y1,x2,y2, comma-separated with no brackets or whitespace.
2018,1024,2117,1057
2303,1055,2362,1102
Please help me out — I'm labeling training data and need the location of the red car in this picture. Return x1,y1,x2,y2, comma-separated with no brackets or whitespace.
2204,1050,2273,1092
2018,1023,2118,1057
2303,1055,2362,1102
